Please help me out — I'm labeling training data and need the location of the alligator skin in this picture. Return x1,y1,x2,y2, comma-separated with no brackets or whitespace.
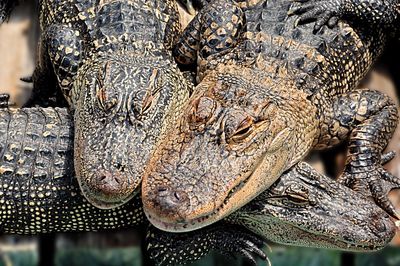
0,106,268,264
27,0,193,209
142,0,400,232
0,107,396,266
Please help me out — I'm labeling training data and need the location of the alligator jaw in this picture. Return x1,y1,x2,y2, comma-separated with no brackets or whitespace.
78,179,139,210
145,168,257,232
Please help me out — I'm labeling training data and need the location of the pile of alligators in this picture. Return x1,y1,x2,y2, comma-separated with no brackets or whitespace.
0,0,399,265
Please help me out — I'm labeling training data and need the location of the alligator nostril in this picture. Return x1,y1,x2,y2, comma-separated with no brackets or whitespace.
154,186,189,208
168,190,188,205
173,191,187,203
174,192,181,201
94,171,127,197
372,219,387,233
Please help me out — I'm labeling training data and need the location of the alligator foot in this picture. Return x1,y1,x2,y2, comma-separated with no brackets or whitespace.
20,76,33,83
288,0,343,31
146,224,267,265
338,157,400,219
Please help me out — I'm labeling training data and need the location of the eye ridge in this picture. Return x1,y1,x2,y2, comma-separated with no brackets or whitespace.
188,97,217,127
96,82,120,113
139,68,162,117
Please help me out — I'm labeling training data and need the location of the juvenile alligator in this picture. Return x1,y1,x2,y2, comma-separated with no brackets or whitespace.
0,106,396,265
24,0,193,208
142,0,400,232
0,105,266,263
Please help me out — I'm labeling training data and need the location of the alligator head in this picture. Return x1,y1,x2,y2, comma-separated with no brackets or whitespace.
229,162,397,251
142,65,319,231
73,52,190,209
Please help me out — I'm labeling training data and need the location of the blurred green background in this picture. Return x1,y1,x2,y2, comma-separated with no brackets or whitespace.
1,240,400,266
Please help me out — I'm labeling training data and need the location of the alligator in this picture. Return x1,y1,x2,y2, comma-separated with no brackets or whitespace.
15,0,195,209
141,0,400,232
0,104,396,265
0,104,267,263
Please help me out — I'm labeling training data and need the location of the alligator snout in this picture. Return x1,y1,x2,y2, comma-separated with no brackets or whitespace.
155,186,190,209
144,185,191,223
78,168,138,208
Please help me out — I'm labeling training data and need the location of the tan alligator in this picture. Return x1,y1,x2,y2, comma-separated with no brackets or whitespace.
142,0,400,232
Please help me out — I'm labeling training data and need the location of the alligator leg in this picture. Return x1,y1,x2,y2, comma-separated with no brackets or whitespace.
146,223,267,266
289,0,400,32
316,89,399,218
27,24,83,107
173,0,245,67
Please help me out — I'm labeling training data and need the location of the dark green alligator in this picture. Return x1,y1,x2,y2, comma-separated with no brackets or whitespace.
0,106,396,266
18,0,195,209
142,0,400,232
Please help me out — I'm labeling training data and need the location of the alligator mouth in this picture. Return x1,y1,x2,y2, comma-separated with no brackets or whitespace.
294,223,389,251
288,224,388,251
79,180,139,209
146,168,254,232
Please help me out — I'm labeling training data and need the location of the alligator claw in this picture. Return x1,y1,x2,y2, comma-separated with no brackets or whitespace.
381,151,396,165
339,165,400,220
20,76,33,83
0,93,12,108
213,225,268,263
289,0,343,31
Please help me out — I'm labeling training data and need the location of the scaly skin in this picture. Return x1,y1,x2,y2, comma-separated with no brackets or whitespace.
31,0,192,208
148,161,397,265
290,0,400,33
0,106,266,263
142,0,400,232
0,106,396,265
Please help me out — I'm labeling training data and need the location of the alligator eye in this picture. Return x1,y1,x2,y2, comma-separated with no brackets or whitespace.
96,85,118,112
285,184,309,204
229,116,254,143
